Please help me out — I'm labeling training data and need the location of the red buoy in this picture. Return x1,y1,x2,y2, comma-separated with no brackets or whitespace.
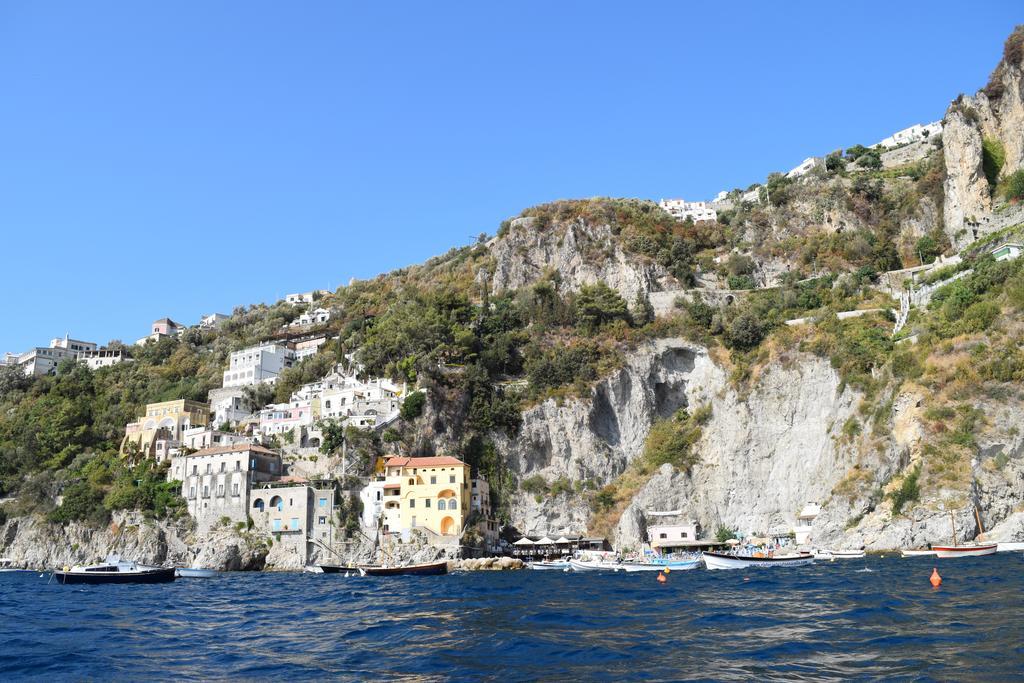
657,571,667,584
930,567,942,587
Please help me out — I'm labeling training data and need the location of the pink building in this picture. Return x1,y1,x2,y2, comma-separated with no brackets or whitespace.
258,399,314,436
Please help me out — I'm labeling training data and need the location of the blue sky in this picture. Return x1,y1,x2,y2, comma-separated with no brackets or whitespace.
0,2,1020,352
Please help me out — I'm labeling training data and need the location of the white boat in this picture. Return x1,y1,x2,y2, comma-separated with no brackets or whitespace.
53,555,177,584
814,549,865,560
996,542,1024,552
568,559,624,572
527,560,572,570
620,559,701,572
702,551,814,570
0,558,30,573
175,567,220,578
901,549,937,558
932,543,997,558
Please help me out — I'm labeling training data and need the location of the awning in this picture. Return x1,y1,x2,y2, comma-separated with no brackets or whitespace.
513,537,534,546
536,537,554,545
554,536,571,544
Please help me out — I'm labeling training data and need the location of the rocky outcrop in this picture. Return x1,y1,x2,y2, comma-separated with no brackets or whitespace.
489,216,669,302
942,107,991,246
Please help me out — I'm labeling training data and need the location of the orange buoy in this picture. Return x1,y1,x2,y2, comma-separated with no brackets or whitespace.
657,571,667,584
930,567,942,587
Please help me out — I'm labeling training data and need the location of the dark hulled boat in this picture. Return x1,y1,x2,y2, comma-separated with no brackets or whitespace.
358,560,448,576
53,555,177,585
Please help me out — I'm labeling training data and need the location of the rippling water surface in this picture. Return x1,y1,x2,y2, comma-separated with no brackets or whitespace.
2,554,1023,681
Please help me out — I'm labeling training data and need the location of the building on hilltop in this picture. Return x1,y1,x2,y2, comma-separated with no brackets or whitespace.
207,387,251,427
647,519,702,555
292,334,331,361
15,335,97,376
785,157,823,179
222,343,295,388
199,313,229,329
76,347,131,370
991,242,1022,262
121,399,211,460
136,318,185,346
874,122,942,149
287,308,332,329
250,478,337,560
658,199,717,223
258,399,314,437
285,290,328,305
182,425,252,451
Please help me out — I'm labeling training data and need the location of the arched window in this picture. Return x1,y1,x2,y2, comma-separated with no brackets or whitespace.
270,495,283,512
437,499,448,510
253,498,265,511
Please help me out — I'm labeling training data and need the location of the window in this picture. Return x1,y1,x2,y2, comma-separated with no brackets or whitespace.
232,484,239,496
659,533,667,539
272,519,281,531
189,487,195,499
217,485,224,497
235,461,241,471
681,532,688,538
450,475,456,483
411,516,417,527
220,462,225,472
192,465,197,475
319,498,327,507
202,486,209,498
409,499,415,508
290,517,299,529
425,499,431,508
430,476,436,484
318,516,326,525
206,464,211,474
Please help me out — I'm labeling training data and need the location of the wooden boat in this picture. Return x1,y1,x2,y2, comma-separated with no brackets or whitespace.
54,555,176,585
304,564,355,575
702,551,814,570
175,568,220,578
932,543,997,558
620,558,702,572
814,549,865,560
527,560,572,570
358,560,448,577
901,548,937,558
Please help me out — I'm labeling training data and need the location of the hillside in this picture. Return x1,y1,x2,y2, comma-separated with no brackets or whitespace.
3,27,1024,562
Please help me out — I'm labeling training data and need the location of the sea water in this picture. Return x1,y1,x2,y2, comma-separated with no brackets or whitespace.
1,554,1022,680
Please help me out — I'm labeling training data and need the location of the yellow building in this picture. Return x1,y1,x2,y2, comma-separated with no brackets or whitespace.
121,399,210,460
384,455,471,538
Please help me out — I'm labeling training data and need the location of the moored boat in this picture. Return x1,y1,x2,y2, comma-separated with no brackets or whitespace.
304,564,355,575
620,558,702,572
932,543,997,558
568,559,624,572
527,560,572,570
358,560,448,577
818,549,865,560
996,541,1024,552
0,558,31,573
901,548,937,558
175,567,220,578
702,551,814,570
54,555,177,585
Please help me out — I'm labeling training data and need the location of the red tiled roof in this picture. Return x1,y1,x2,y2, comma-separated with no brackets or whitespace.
188,443,278,457
384,455,465,468
383,483,401,489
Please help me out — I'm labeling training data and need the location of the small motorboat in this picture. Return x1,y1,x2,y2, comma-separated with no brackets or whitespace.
53,555,177,585
568,559,624,572
702,551,814,570
932,543,997,558
901,548,937,558
814,549,865,560
304,564,356,576
175,567,220,578
358,560,448,577
996,542,1024,552
0,558,31,573
620,558,702,572
527,560,572,570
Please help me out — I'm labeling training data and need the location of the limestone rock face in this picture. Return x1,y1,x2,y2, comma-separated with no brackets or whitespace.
942,108,991,247
489,216,669,302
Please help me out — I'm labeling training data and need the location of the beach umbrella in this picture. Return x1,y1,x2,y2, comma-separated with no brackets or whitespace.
536,537,554,545
513,537,534,546
554,536,571,544
726,538,740,545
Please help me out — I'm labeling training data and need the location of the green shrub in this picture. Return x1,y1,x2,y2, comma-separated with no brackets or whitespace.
642,407,706,472
715,525,737,542
593,486,616,512
982,137,1005,189
889,465,920,516
400,391,426,420
1003,169,1024,201
574,282,630,333
520,475,548,495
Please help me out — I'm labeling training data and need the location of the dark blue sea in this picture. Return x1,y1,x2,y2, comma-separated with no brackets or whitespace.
2,554,1023,681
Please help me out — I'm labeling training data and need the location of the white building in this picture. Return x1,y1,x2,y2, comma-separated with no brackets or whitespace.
259,399,314,436
320,375,403,427
207,387,251,427
360,477,387,529
288,308,332,328
16,335,97,376
292,335,330,361
785,157,823,179
199,313,229,329
794,502,821,545
222,343,296,388
991,242,1023,262
658,199,717,223
875,121,942,149
181,426,251,451
285,290,328,305
648,520,701,553
77,348,131,370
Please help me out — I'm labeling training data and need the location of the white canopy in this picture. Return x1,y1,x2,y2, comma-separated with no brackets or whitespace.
554,537,571,544
513,537,534,546
536,537,555,545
